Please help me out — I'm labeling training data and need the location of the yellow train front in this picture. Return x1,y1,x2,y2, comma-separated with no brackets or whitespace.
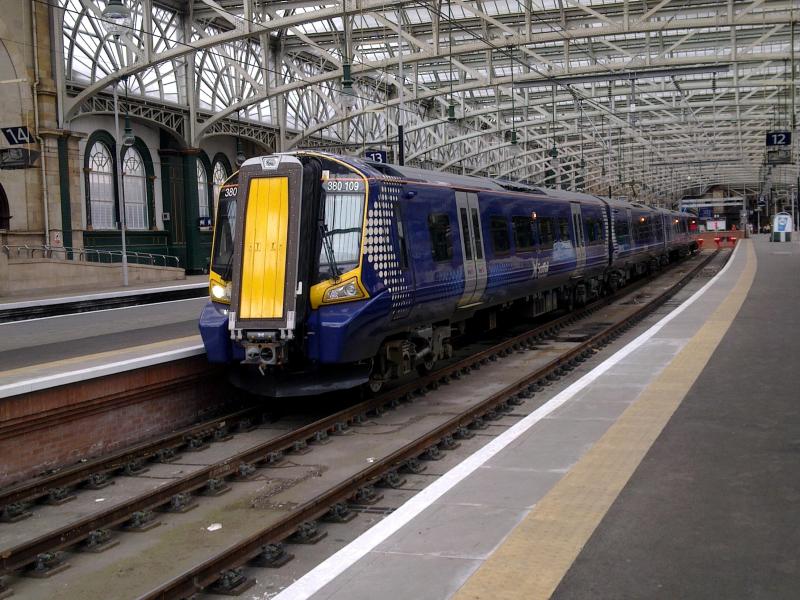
200,151,402,397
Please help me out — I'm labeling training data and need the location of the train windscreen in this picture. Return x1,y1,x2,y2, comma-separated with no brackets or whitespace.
317,159,367,281
211,184,238,281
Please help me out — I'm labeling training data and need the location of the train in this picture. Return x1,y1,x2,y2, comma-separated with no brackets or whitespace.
199,151,698,396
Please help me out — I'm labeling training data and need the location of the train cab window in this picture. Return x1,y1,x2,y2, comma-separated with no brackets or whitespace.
490,216,511,255
538,217,555,249
428,213,453,262
512,216,535,251
211,183,239,280
557,217,570,241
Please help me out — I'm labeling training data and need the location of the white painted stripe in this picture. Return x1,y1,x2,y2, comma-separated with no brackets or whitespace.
0,296,207,326
270,247,741,600
0,282,207,311
0,344,205,399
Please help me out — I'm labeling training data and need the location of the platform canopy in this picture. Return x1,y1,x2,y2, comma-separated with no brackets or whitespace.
60,0,798,203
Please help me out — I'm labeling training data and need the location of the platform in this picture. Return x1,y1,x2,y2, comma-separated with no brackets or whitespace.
0,295,207,397
271,236,798,600
0,275,208,313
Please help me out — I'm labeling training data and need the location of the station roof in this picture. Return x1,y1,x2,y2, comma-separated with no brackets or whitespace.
62,0,798,205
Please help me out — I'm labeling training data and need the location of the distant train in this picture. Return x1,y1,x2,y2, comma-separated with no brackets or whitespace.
199,151,697,396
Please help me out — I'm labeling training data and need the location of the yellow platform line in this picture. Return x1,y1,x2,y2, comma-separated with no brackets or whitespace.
453,241,757,600
0,335,202,380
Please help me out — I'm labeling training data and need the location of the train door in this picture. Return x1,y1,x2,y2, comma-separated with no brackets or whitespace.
456,192,487,307
570,203,586,272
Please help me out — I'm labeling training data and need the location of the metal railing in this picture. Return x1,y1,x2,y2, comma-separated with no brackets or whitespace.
2,245,180,268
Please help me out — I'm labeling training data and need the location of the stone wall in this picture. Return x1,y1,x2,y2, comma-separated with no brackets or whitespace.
0,258,185,297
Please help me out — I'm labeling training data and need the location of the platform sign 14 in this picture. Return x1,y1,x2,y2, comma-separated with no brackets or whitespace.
1,126,32,145
766,131,791,147
365,150,388,163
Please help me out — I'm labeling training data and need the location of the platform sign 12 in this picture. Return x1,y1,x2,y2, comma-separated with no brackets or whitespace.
365,150,388,163
766,131,791,147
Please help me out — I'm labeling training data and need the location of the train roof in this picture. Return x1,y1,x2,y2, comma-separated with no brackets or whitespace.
364,161,505,191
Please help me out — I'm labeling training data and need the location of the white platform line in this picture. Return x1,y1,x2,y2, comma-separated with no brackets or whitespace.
270,247,741,600
0,281,207,311
0,344,206,399
0,297,206,326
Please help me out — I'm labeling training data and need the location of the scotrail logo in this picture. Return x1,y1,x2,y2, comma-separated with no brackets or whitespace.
533,258,550,278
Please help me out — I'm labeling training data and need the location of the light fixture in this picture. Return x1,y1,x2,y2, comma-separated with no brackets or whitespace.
122,78,134,147
447,103,457,122
340,63,357,110
122,114,135,147
510,129,521,156
102,0,131,38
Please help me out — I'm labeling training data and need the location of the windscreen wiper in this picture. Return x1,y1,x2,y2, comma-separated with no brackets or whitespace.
319,223,341,280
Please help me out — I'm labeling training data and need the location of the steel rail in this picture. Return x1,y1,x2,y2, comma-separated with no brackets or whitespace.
135,249,721,599
0,405,256,515
0,250,718,579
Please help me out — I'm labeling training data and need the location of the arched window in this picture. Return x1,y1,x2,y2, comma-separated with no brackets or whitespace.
0,183,9,229
212,160,229,217
122,147,148,230
197,160,210,221
87,141,116,229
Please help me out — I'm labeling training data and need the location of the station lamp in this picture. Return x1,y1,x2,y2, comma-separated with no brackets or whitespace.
122,114,135,147
510,129,521,156
102,0,132,38
447,102,457,122
340,63,358,111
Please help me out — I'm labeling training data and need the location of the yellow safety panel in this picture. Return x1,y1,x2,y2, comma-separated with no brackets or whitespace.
239,177,289,319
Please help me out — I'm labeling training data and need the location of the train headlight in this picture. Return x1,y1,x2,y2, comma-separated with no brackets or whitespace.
323,277,365,303
211,282,231,302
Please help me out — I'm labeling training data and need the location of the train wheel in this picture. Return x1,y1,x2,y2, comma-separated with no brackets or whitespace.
416,356,436,376
365,377,384,396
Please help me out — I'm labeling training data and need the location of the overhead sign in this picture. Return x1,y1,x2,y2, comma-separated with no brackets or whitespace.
698,207,713,219
766,131,791,147
365,150,388,163
1,126,32,145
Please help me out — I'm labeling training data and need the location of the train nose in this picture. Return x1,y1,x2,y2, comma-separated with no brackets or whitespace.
227,155,305,340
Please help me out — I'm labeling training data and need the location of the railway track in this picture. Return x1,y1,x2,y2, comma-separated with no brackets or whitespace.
0,250,721,599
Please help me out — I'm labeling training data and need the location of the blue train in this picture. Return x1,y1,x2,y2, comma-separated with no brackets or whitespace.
200,151,697,396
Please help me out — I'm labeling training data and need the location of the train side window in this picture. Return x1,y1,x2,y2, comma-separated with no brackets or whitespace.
615,216,630,245
470,209,484,259
428,213,453,262
394,203,409,269
558,217,570,241
459,208,473,261
538,217,554,249
584,217,596,243
653,217,663,240
634,216,650,242
512,216,535,251
585,217,604,245
490,216,511,255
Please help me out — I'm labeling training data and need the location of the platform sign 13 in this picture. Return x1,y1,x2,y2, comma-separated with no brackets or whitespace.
766,131,791,147
365,150,388,163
